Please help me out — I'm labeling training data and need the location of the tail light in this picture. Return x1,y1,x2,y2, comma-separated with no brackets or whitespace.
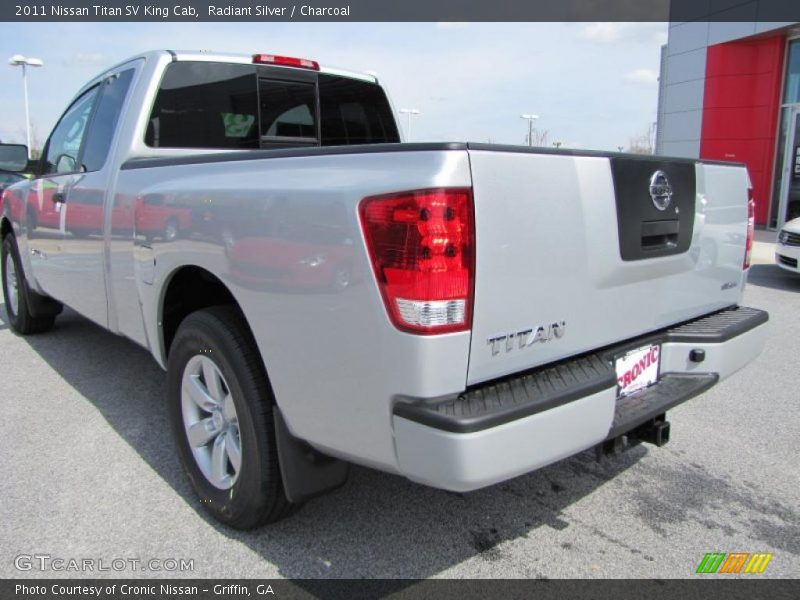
744,189,755,269
252,54,319,70
359,188,475,334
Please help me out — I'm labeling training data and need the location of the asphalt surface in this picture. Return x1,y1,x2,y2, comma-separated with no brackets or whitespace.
1,247,798,580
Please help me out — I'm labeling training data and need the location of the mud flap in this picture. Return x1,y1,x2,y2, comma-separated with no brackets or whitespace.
274,407,349,504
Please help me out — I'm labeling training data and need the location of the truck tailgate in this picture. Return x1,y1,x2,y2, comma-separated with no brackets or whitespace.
466,146,749,385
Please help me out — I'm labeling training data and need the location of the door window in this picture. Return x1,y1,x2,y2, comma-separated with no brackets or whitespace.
259,78,318,144
42,87,100,175
144,61,400,150
81,69,135,172
319,75,399,145
146,62,259,149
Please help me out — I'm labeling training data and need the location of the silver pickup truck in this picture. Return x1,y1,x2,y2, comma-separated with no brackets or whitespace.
1,50,768,529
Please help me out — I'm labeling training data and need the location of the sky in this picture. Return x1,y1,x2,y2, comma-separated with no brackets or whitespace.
0,22,667,151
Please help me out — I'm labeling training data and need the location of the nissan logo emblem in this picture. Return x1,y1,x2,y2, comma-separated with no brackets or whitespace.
649,170,673,211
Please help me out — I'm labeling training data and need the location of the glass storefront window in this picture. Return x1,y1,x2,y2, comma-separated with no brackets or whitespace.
784,40,800,104
770,108,792,228
770,39,800,228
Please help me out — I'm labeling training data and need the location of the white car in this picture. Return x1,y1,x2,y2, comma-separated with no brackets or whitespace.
776,218,800,273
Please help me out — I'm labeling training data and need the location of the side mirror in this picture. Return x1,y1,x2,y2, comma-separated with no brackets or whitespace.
0,144,29,172
55,154,77,174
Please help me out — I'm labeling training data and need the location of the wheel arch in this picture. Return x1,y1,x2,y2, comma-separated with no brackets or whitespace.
159,264,253,362
0,216,12,240
157,262,349,504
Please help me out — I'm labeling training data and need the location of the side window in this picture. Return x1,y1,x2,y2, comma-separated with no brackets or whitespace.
43,87,99,175
81,69,134,172
319,75,400,145
259,79,317,143
146,62,259,149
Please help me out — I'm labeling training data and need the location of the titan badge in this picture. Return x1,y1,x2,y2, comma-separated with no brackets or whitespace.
488,321,566,356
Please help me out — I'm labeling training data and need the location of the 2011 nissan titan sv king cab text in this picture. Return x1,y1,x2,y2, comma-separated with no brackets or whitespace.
0,51,768,529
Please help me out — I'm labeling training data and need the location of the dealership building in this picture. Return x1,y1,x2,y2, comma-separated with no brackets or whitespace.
656,16,800,229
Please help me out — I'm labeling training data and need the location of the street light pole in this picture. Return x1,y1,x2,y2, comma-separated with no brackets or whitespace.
399,108,420,142
520,114,539,147
9,54,44,158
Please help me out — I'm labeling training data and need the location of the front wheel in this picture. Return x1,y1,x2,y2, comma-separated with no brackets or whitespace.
167,306,297,529
2,234,57,334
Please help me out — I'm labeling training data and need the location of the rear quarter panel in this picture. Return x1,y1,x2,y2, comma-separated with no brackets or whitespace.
112,149,473,470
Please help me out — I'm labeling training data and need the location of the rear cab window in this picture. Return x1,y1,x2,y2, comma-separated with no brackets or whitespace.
146,61,399,150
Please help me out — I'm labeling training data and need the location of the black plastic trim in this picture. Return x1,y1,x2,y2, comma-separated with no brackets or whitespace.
663,306,768,344
610,157,696,261
394,355,616,434
465,142,745,167
274,407,349,504
120,141,748,172
26,288,63,319
393,306,767,434
598,306,768,360
606,373,718,439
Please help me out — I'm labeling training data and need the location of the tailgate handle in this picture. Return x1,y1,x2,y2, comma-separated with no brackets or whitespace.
641,220,679,251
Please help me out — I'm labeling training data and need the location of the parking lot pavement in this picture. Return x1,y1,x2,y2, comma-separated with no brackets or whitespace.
752,229,778,265
1,264,799,580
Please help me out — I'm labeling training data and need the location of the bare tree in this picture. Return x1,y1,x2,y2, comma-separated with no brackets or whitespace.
526,128,549,147
626,127,654,155
16,123,43,158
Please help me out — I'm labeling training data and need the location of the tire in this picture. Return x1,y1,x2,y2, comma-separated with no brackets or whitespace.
167,306,297,529
2,234,57,335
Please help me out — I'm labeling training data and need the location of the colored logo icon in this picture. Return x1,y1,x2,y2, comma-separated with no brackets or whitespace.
696,552,773,574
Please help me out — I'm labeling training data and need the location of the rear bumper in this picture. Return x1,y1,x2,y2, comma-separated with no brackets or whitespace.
392,306,768,492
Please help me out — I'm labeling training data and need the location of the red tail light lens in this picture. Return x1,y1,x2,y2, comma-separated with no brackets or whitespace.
359,188,475,334
252,54,320,70
744,190,755,269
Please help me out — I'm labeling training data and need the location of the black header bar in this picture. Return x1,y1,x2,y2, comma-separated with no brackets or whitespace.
1,579,798,600
3,0,800,22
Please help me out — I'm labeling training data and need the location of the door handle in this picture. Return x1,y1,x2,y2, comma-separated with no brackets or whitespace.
51,192,65,204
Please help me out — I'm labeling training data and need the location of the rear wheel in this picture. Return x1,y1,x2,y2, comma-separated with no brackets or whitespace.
2,234,57,334
167,306,297,529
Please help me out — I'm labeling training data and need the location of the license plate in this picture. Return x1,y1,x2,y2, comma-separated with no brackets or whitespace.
615,343,661,398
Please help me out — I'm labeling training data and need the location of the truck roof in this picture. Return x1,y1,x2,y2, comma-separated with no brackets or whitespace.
171,50,379,83
87,49,378,86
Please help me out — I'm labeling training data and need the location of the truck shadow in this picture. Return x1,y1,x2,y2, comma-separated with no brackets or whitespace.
5,305,646,579
747,264,800,292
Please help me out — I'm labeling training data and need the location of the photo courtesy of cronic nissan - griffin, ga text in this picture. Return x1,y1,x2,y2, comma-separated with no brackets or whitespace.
0,50,768,529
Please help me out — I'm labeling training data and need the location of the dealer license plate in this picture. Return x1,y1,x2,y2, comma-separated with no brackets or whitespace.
615,343,661,398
